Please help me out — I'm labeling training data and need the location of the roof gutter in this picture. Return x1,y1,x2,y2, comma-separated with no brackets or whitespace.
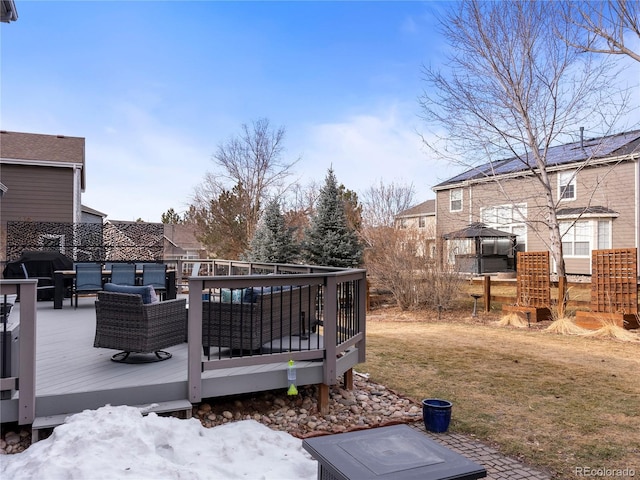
0,157,84,169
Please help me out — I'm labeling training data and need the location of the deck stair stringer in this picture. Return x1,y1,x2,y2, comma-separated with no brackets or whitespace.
31,399,193,443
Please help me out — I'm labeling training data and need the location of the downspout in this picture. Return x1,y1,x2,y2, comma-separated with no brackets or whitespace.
73,165,82,223
468,182,473,225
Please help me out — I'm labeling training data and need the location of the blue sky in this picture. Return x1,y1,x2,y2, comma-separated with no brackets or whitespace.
2,1,459,221
2,1,638,222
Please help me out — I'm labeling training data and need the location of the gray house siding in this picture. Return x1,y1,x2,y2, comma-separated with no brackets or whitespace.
0,164,74,223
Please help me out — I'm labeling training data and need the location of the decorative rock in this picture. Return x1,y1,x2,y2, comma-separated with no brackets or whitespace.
4,432,20,446
217,373,418,438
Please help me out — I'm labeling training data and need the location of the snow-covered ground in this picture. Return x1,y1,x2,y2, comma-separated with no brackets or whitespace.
0,405,317,480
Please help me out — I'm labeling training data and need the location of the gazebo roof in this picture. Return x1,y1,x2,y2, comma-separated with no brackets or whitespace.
443,222,516,240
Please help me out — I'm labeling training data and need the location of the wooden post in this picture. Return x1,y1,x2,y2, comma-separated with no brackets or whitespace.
318,383,330,414
483,274,491,312
558,275,567,317
366,279,370,312
343,368,353,390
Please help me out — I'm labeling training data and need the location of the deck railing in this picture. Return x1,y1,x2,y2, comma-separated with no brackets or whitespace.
186,261,367,403
171,259,336,287
0,279,37,425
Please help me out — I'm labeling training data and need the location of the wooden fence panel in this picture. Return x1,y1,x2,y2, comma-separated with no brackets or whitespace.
590,248,638,314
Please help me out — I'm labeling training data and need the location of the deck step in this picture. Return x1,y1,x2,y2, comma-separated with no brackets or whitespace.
31,399,193,443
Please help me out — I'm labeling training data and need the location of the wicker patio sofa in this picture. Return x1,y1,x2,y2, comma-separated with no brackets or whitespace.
202,284,318,352
94,288,187,363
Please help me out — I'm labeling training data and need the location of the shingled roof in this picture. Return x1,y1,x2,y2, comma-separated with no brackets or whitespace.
0,130,87,189
0,131,85,164
396,199,435,218
434,129,640,189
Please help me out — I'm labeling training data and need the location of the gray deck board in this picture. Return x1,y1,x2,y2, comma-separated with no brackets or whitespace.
2,296,358,422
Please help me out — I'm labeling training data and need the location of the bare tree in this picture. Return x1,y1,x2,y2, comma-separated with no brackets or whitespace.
360,180,416,228
419,0,629,280
193,118,299,247
365,226,463,310
561,0,640,62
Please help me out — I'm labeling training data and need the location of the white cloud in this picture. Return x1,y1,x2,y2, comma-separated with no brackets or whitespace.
296,104,457,200
81,104,212,222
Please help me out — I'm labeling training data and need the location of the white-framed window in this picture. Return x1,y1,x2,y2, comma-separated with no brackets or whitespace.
558,170,576,201
480,203,527,251
560,219,611,257
450,189,463,212
419,216,426,228
597,220,610,249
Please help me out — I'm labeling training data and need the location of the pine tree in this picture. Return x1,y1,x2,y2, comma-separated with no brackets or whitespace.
245,199,298,263
191,182,252,259
303,169,363,267
160,208,184,224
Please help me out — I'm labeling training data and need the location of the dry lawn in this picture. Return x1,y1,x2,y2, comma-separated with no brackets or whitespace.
357,307,640,479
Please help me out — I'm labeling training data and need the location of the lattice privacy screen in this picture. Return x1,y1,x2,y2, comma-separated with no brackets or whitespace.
6,221,164,262
516,251,551,307
590,248,638,315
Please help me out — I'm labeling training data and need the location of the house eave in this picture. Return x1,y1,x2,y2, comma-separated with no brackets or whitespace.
557,212,620,220
395,212,436,219
0,157,84,169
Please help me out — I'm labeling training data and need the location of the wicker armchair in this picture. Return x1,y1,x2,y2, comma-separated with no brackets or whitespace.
94,291,187,363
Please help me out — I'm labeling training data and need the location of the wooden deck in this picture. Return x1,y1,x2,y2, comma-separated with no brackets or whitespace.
1,295,361,423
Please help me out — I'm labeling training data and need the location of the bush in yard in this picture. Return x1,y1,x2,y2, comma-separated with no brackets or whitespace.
364,226,464,310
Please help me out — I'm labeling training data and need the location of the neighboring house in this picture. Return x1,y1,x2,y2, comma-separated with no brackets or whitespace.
394,199,437,258
164,223,207,261
0,131,86,264
81,205,107,224
432,129,640,275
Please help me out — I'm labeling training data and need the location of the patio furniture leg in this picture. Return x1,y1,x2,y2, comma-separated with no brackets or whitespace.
110,351,173,363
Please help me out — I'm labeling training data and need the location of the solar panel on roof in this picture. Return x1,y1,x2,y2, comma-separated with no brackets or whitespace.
435,130,640,187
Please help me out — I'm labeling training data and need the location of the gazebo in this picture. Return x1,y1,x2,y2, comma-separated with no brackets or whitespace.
443,222,517,274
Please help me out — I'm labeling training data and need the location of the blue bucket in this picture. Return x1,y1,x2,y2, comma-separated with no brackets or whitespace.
422,399,452,433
